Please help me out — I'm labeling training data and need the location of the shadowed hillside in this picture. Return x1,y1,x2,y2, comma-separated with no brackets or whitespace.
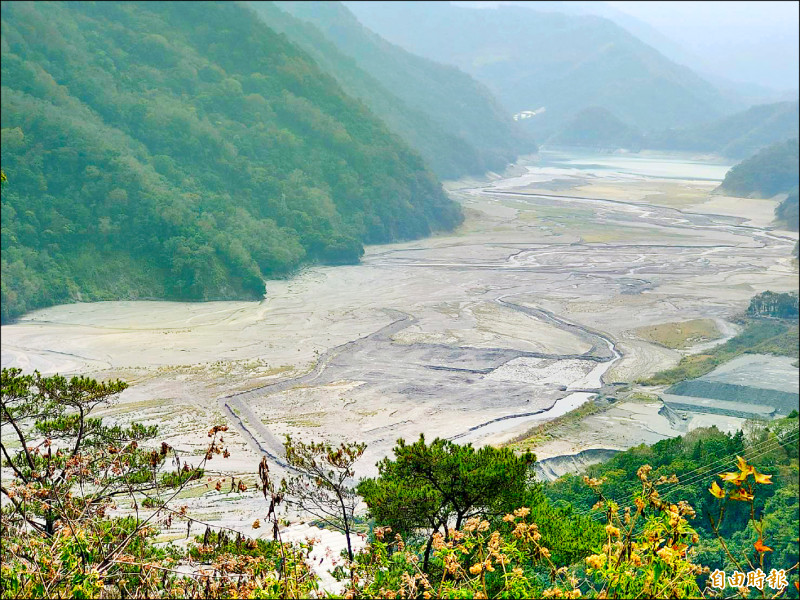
250,1,535,179
0,1,462,322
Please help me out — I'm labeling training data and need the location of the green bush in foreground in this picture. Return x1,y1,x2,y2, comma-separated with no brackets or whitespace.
2,369,798,598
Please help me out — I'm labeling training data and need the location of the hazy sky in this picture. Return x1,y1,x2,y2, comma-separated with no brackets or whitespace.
606,1,799,90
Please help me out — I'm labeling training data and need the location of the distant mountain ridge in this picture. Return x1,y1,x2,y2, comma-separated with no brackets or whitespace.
251,1,534,179
546,106,643,151
345,1,740,138
647,101,800,158
0,1,462,321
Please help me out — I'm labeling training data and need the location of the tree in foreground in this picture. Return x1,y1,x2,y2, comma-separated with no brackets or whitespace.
280,435,366,562
346,457,795,599
357,434,535,569
0,368,257,598
1,368,161,535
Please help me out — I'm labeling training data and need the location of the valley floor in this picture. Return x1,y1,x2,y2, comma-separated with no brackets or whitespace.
2,149,798,540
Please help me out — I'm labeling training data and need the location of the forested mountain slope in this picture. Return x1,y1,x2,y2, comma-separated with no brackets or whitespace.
719,139,799,198
719,139,798,231
647,101,800,158
249,1,534,179
345,1,738,138
546,106,643,150
547,418,799,577
0,1,461,322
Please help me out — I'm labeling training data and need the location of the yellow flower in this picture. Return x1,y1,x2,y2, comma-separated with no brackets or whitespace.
709,481,725,498
754,538,773,553
585,554,606,570
605,524,620,538
736,455,754,475
514,507,531,518
753,471,772,485
656,547,676,563
729,488,754,502
720,471,747,484
431,532,445,550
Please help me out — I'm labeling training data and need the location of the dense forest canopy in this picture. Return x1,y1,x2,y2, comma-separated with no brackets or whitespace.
747,291,800,320
547,419,799,578
718,138,799,231
0,0,462,322
252,1,535,179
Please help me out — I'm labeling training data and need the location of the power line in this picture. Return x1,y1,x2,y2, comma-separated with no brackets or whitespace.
561,426,799,521
583,431,798,523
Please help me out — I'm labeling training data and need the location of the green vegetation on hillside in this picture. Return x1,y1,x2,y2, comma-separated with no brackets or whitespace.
251,1,535,179
547,106,644,150
4,367,797,598
776,189,799,231
716,138,799,231
546,418,799,579
641,315,798,386
719,138,799,198
747,291,799,319
0,1,462,322
647,101,799,158
345,1,737,137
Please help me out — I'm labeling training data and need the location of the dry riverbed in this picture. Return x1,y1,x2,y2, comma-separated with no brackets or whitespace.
3,149,798,519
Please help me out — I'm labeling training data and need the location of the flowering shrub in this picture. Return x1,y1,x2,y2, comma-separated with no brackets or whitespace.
341,458,794,599
2,368,795,598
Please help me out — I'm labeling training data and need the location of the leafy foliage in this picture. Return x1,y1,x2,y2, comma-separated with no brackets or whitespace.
0,1,462,322
747,291,799,319
546,419,799,579
252,1,535,179
719,138,799,199
358,434,537,569
0,369,278,599
1,368,151,535
280,436,366,561
346,463,755,599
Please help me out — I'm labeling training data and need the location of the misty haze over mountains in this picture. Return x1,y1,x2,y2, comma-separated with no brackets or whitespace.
1,0,798,320
345,1,798,149
1,4,799,596
453,0,800,101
